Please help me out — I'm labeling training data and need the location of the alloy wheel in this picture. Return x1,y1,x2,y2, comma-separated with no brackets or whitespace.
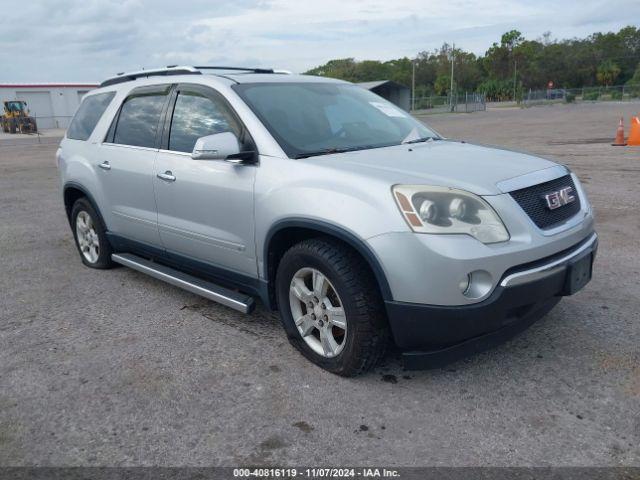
289,267,347,358
75,211,100,263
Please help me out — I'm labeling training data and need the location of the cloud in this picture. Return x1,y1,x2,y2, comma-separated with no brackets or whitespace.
0,0,637,81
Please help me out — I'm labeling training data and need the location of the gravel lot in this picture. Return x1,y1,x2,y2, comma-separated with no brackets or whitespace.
1,102,639,467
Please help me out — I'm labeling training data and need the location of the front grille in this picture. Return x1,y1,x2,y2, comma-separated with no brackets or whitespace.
509,174,581,229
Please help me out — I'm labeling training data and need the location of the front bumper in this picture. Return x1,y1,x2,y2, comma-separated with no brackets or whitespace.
386,233,598,369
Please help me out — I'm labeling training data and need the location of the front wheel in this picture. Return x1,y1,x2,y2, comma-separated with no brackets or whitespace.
276,238,388,376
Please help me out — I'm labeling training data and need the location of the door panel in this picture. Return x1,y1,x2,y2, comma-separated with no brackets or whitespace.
96,84,171,247
154,153,256,274
96,144,161,246
153,85,257,276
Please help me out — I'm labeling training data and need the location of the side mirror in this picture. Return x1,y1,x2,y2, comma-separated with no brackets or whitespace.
191,132,255,163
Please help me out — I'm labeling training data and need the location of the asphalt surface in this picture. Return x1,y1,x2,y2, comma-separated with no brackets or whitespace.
1,102,639,466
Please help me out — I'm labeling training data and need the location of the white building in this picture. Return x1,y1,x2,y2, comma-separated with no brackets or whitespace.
358,80,411,111
0,83,98,129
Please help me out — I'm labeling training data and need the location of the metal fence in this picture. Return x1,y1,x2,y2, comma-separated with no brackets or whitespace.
452,92,486,113
523,84,640,106
412,92,486,114
1,115,71,145
29,115,73,130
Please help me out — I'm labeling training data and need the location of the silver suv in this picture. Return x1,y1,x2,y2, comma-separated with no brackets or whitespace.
57,66,597,376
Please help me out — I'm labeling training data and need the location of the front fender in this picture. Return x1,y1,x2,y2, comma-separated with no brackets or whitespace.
254,156,409,300
263,217,394,301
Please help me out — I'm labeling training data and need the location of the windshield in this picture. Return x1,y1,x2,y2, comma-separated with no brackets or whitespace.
6,101,24,112
232,82,439,158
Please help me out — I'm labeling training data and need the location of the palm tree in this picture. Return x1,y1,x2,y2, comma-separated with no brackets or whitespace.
596,60,621,87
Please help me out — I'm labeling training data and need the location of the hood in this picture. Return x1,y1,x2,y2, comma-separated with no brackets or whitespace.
304,140,559,195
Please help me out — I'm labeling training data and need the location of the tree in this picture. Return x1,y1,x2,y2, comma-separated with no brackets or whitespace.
305,58,358,81
477,78,512,101
511,40,543,89
304,25,639,96
434,74,451,95
451,49,481,92
625,62,640,96
626,63,640,85
352,60,389,82
501,30,524,51
596,60,621,86
384,58,412,87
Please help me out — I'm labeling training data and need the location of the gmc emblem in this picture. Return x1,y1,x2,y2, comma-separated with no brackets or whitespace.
543,186,575,210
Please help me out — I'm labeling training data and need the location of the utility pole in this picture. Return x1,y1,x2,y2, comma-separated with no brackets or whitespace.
513,58,518,102
412,60,416,111
450,43,455,112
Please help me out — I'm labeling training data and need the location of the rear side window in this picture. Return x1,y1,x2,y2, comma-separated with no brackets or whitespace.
113,92,167,148
67,92,115,141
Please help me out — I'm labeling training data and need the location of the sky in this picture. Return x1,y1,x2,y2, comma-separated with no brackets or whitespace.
1,0,639,83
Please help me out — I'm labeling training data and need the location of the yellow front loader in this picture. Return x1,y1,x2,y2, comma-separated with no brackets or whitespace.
1,100,38,134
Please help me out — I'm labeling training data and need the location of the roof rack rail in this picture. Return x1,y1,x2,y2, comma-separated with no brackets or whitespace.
99,65,291,88
194,66,275,74
196,66,294,75
100,66,200,88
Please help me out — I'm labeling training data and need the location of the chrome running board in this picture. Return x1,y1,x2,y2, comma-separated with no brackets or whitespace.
111,253,255,313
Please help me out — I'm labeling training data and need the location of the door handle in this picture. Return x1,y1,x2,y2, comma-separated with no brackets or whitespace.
157,171,176,182
98,161,111,170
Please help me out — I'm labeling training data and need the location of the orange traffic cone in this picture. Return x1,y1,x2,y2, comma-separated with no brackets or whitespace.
612,117,627,146
628,116,640,146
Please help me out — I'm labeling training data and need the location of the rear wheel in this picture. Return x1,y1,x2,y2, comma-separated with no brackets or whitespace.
70,198,114,269
276,238,388,376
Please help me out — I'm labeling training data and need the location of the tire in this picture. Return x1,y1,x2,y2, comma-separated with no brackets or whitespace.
70,198,114,269
9,119,16,134
276,238,388,376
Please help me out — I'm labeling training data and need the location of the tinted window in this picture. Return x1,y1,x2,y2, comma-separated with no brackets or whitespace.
169,91,239,153
233,83,438,158
67,92,115,141
113,93,167,148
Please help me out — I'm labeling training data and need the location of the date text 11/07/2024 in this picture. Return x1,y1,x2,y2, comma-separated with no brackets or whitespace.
233,468,401,478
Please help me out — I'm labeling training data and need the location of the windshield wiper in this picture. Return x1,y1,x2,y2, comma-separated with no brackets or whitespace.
402,136,440,145
294,145,379,159
295,148,342,159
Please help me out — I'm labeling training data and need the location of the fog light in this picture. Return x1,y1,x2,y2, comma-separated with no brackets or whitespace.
458,274,471,294
462,270,493,299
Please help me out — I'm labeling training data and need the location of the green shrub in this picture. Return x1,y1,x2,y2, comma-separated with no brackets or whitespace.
625,63,640,97
565,93,576,103
477,79,513,101
610,90,623,100
623,85,639,98
584,91,600,101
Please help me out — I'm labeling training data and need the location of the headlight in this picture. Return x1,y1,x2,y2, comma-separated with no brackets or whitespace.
392,185,510,244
